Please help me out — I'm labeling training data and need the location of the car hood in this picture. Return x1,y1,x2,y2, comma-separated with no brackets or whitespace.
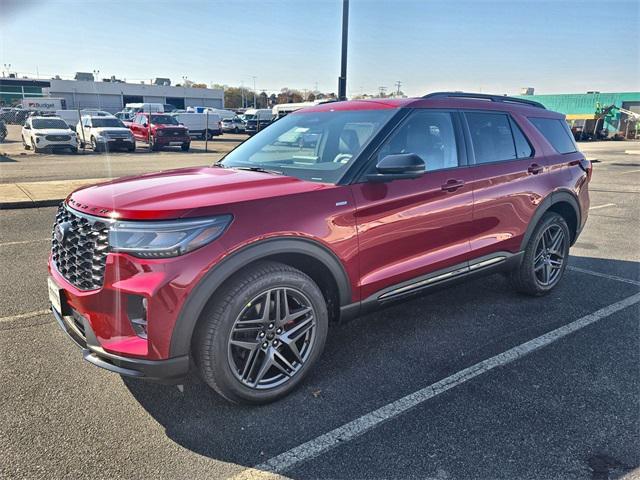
67,167,333,220
29,128,74,135
93,127,131,134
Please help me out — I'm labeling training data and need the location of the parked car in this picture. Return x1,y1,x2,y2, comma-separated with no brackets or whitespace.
22,116,77,153
221,116,246,133
76,115,136,152
129,112,190,151
0,119,6,143
172,112,222,139
243,108,274,135
48,92,591,404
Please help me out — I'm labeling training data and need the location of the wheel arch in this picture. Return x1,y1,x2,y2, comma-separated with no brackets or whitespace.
520,190,581,250
169,237,352,357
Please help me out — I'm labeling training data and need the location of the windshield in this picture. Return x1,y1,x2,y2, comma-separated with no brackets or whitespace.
220,109,394,184
92,118,125,128
32,118,69,129
244,114,256,120
150,114,179,125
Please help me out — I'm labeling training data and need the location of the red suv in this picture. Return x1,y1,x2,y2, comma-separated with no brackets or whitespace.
49,93,591,404
129,112,191,151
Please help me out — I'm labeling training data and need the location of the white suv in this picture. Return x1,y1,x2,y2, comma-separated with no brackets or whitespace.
76,115,135,152
22,116,78,153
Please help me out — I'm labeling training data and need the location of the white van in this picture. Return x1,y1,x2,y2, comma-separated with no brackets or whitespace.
203,108,236,120
172,112,222,139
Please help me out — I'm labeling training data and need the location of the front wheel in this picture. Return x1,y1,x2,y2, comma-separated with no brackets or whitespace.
181,142,190,151
510,212,570,296
194,261,328,404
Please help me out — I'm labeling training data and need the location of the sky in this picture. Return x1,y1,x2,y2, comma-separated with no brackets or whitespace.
1,0,639,97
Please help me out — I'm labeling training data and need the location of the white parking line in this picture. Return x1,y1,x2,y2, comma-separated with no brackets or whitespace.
0,238,49,247
0,309,50,324
232,292,640,477
568,265,640,286
589,203,616,210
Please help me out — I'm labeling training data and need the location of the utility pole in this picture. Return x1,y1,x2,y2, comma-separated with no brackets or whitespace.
395,80,402,96
338,0,349,101
378,86,387,98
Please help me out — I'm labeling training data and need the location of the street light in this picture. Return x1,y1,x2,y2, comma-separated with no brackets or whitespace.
252,76,257,108
93,69,100,81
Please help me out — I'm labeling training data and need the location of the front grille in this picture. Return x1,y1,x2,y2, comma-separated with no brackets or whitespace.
51,205,110,290
46,134,71,141
158,127,186,137
104,130,130,139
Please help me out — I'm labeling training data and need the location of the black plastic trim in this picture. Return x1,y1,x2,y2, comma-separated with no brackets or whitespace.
169,237,352,357
52,308,189,383
519,190,582,249
339,251,524,320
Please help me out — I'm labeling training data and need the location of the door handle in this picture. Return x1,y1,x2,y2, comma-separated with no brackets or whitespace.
527,163,544,175
441,179,465,192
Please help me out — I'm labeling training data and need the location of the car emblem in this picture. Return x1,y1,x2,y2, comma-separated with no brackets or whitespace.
54,222,71,245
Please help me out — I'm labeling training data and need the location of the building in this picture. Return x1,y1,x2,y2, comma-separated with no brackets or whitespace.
0,76,224,112
516,91,640,138
0,77,50,106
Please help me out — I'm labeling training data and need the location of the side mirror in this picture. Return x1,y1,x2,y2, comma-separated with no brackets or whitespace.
24,124,31,129
366,153,425,182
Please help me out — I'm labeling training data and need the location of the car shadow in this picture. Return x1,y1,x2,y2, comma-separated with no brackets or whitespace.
123,255,639,477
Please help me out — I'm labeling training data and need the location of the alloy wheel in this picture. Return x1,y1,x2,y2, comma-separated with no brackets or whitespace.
227,287,316,390
533,224,566,287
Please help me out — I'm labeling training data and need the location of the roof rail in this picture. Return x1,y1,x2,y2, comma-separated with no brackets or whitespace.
422,92,546,109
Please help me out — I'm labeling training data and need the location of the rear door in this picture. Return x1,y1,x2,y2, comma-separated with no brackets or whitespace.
351,109,474,300
462,110,550,258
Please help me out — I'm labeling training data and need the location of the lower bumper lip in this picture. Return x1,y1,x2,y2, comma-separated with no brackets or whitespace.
51,307,189,383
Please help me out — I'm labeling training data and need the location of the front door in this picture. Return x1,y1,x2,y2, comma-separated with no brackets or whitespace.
351,110,474,300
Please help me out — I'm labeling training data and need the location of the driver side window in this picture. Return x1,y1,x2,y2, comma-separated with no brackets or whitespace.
374,111,459,172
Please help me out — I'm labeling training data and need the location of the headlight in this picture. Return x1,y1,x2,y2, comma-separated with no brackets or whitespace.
109,215,232,258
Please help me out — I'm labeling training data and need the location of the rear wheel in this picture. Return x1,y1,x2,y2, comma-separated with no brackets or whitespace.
194,261,328,404
510,212,570,296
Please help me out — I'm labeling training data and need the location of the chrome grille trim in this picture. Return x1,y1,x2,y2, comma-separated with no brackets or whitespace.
51,204,112,291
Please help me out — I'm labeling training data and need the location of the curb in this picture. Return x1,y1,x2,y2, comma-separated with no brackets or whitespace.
0,198,63,210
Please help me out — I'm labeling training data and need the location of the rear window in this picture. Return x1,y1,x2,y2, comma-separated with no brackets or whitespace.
529,117,576,154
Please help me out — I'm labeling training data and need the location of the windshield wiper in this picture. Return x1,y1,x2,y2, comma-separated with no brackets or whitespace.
232,166,284,175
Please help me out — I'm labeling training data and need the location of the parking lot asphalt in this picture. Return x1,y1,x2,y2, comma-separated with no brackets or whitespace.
1,124,245,184
0,143,639,479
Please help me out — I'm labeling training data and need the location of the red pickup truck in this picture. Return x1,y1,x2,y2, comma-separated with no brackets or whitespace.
129,113,191,151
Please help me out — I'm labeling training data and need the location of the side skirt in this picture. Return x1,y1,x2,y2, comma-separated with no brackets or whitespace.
339,251,524,322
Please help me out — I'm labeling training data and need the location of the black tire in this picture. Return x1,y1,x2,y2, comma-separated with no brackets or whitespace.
127,143,136,152
233,127,239,134
150,137,160,151
510,212,570,296
23,136,30,150
32,138,42,153
194,261,329,404
91,137,101,152
181,142,190,151
69,146,78,154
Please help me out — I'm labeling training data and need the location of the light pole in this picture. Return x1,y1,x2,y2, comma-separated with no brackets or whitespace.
93,70,101,108
3,64,11,77
338,0,349,101
252,76,257,108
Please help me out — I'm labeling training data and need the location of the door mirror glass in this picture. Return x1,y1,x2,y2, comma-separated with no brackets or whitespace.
367,153,425,182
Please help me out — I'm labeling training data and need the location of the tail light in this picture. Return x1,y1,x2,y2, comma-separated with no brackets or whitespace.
579,158,592,181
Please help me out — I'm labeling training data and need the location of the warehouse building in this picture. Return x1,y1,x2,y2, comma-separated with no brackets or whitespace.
517,90,640,139
0,75,224,112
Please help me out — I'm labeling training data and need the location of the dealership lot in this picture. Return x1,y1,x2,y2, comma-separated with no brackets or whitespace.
0,142,639,479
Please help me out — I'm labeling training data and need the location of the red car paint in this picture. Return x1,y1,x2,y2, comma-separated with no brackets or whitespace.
49,95,590,377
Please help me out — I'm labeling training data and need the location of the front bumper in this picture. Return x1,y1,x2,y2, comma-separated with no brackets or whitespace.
52,306,189,383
